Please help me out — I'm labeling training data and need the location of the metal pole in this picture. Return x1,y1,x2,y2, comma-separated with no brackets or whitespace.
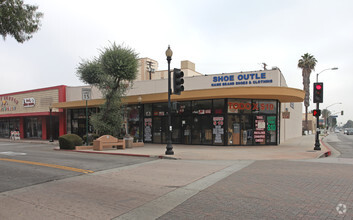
165,56,174,155
86,99,88,146
49,107,53,142
314,102,321,150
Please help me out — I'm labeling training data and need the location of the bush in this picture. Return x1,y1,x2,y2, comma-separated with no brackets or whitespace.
59,134,83,150
83,133,100,145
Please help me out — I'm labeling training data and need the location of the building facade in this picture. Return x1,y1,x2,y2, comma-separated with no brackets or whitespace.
0,86,66,139
52,62,304,146
0,59,304,146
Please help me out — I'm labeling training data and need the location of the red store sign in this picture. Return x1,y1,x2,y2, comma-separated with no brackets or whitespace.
228,102,274,111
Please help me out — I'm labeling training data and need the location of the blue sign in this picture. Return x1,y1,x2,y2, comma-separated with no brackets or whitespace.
211,72,273,87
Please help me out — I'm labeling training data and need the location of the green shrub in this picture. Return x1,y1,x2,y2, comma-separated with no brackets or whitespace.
59,134,83,150
83,133,100,145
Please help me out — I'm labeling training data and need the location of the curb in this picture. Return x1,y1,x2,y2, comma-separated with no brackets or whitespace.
318,139,331,158
55,148,179,160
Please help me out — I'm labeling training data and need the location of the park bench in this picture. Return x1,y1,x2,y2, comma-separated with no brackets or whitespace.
93,135,125,151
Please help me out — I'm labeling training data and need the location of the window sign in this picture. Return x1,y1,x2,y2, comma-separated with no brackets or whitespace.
144,118,152,142
228,99,252,114
267,116,276,131
254,116,266,144
213,117,224,144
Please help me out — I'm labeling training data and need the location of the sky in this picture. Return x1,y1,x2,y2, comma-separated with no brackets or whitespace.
1,0,352,125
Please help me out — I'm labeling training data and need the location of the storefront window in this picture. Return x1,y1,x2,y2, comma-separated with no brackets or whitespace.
0,118,19,138
192,100,212,115
176,101,191,115
127,105,141,141
153,103,168,116
144,104,152,117
213,99,224,114
252,100,277,114
228,99,252,114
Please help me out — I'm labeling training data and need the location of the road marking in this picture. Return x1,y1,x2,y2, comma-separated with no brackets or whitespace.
0,151,27,156
0,158,94,174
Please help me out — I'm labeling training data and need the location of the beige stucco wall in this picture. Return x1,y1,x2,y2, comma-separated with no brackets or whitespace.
0,89,59,115
66,86,103,102
127,69,282,96
280,102,303,142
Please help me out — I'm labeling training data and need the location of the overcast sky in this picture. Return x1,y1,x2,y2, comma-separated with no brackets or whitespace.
1,0,352,124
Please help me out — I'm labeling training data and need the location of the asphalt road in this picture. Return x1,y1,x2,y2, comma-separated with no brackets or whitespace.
0,141,155,193
327,132,353,158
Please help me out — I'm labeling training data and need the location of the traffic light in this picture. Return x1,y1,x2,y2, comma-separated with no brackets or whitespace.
341,111,344,115
173,68,184,95
313,82,323,103
313,109,321,117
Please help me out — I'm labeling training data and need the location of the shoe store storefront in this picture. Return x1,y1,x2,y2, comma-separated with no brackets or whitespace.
52,69,304,146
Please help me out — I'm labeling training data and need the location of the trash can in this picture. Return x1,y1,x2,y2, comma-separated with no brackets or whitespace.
124,136,133,148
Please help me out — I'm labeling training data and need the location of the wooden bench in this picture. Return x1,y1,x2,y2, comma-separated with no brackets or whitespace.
93,135,125,151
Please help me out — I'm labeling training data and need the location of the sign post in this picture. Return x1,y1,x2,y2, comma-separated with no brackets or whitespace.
82,88,91,146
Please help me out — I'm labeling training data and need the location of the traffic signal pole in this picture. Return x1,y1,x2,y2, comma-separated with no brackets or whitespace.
314,102,321,150
313,82,323,151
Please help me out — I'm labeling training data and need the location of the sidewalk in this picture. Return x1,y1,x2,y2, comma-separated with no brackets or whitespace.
1,134,330,160
72,134,329,160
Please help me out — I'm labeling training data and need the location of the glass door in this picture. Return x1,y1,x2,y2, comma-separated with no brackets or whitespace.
228,115,240,145
153,117,162,143
24,117,42,139
191,115,212,145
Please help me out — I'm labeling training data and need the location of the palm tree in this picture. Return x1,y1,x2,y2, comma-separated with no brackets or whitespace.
298,53,317,132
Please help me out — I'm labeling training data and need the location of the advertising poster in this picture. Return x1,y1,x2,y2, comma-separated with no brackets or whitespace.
213,117,224,144
144,118,152,142
254,115,265,143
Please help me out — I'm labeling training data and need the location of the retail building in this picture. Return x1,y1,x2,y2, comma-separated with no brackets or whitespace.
0,59,304,145
50,59,304,146
0,86,66,140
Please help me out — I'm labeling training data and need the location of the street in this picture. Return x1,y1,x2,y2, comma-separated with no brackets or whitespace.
0,141,155,193
326,132,353,158
0,135,353,219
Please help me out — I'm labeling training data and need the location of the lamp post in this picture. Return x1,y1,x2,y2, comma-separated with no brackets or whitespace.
137,96,143,142
316,67,338,83
314,67,338,150
49,106,53,142
165,45,174,155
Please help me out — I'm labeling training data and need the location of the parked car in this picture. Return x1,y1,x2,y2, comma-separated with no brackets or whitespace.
346,128,353,135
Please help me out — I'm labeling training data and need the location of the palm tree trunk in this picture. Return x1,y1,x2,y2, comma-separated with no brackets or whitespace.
305,106,308,132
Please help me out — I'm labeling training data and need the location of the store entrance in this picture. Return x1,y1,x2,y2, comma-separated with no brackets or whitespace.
191,115,212,145
24,117,42,139
227,115,253,145
153,117,166,143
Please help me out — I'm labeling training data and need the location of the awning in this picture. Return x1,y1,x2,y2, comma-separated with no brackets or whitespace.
52,86,304,109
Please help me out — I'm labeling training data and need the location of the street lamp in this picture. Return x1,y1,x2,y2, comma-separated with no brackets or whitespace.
137,96,143,142
316,67,338,82
49,106,53,142
165,45,174,155
314,67,338,151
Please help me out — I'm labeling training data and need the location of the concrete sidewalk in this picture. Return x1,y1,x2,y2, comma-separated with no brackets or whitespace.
73,134,329,160
1,134,331,160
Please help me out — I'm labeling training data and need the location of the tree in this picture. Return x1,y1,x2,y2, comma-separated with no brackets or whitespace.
0,0,43,43
343,120,353,128
321,109,331,127
77,43,139,137
298,53,317,132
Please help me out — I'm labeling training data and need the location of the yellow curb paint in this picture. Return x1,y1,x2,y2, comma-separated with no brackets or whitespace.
0,158,94,174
